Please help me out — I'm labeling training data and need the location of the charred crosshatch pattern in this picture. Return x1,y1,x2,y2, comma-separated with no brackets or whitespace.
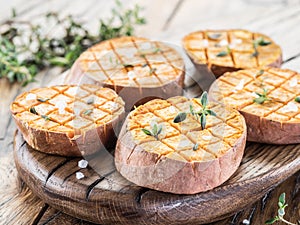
183,29,282,76
210,68,300,122
127,97,245,162
10,84,125,156
69,36,185,88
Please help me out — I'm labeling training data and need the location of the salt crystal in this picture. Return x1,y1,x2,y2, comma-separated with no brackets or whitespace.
55,100,67,114
289,77,298,87
202,135,212,141
107,102,118,110
127,71,136,80
235,79,245,91
76,172,84,180
140,42,152,50
26,93,37,101
202,39,209,47
233,38,243,44
169,106,177,114
281,102,298,113
218,39,228,46
242,219,250,225
78,159,88,168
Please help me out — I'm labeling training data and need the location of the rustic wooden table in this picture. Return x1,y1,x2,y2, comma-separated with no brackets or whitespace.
0,0,299,224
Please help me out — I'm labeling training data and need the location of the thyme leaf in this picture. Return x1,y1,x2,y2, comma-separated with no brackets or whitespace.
141,122,162,140
173,91,217,130
30,107,38,115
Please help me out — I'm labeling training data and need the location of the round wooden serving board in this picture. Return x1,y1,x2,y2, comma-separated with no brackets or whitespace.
14,129,300,225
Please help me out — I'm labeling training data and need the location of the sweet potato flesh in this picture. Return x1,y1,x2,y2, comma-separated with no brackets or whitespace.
210,68,300,123
11,84,124,135
74,37,184,87
183,29,281,69
127,97,244,162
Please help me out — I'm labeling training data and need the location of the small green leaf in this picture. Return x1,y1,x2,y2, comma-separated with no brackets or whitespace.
279,193,286,205
193,143,199,151
257,37,272,46
141,128,152,136
200,91,208,107
83,109,93,115
153,48,161,53
37,98,50,102
206,109,217,117
216,51,228,57
123,64,134,68
152,123,158,135
256,69,264,77
41,115,51,121
30,107,38,115
173,112,187,123
295,96,300,103
189,104,195,115
207,33,221,40
157,125,163,135
49,57,69,67
265,217,278,224
11,8,17,18
253,96,266,104
200,113,206,130
255,92,263,97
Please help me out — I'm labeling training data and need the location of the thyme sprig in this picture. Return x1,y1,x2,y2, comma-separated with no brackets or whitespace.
0,0,146,86
141,122,162,140
252,37,272,58
173,91,217,130
253,88,271,104
265,193,299,225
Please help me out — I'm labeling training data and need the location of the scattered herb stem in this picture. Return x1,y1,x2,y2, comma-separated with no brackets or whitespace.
265,193,299,225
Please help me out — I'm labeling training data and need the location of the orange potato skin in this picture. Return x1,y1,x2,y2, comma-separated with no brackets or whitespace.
12,112,125,157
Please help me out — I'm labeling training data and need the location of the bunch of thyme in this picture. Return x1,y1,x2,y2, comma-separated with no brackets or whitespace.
0,0,146,86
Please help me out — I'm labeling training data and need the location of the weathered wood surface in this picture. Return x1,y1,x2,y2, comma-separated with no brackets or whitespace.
0,0,300,224
14,128,300,224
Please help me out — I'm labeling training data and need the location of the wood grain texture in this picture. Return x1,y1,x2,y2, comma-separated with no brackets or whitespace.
14,128,300,224
1,0,300,224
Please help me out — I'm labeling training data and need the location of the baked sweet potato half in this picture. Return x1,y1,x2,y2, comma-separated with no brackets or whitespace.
65,36,185,110
11,84,125,156
182,29,282,77
115,95,246,194
209,68,300,144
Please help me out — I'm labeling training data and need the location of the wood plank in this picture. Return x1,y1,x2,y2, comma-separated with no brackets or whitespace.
0,0,40,22
14,121,300,224
283,56,300,72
